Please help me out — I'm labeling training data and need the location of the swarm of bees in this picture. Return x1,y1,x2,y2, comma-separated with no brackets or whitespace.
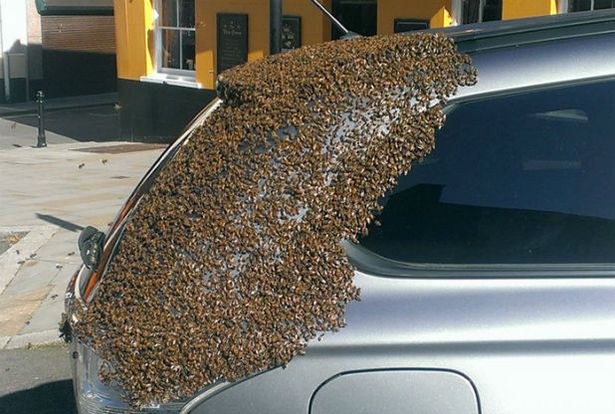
73,32,476,406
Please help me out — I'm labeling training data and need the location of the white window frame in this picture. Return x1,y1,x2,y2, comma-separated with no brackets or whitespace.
451,0,463,25
559,0,570,13
141,0,201,88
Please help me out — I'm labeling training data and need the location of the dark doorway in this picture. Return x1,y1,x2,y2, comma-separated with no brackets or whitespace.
332,0,377,39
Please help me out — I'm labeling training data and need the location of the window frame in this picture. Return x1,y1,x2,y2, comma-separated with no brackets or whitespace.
452,0,502,25
565,0,615,12
351,75,615,277
142,0,200,88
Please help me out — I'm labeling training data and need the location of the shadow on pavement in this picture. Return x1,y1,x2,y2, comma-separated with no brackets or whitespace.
36,214,84,233
7,104,120,143
0,380,77,414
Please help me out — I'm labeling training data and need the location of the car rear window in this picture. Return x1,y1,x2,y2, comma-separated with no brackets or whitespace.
359,79,615,264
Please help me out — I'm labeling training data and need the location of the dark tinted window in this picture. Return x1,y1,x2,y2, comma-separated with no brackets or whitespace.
462,0,502,23
594,0,615,9
570,0,592,11
360,80,615,264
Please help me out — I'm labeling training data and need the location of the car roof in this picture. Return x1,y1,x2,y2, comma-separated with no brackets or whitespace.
440,8,615,52
426,10,615,101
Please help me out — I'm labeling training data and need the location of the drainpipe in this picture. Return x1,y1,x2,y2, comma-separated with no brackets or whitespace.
270,0,282,54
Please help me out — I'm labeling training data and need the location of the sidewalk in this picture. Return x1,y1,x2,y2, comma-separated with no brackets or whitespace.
0,140,165,349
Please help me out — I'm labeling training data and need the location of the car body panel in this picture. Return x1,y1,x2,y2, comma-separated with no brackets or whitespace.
310,370,479,414
190,272,615,414
453,33,615,102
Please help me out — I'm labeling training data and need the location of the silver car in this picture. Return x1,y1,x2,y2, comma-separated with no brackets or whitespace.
65,9,615,414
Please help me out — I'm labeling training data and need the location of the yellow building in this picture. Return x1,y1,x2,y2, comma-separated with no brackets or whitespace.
113,0,602,141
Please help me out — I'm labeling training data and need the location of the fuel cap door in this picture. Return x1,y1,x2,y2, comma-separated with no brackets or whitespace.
310,369,480,414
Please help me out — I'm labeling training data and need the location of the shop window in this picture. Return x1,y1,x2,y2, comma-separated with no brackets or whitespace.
569,0,615,11
460,0,502,24
156,0,196,73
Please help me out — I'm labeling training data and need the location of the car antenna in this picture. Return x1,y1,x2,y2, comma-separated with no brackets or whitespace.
308,0,361,39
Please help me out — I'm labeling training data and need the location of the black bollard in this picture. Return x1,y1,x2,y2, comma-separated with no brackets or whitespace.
36,90,47,148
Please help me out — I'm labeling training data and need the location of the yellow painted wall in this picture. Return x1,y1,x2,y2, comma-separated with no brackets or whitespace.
283,0,331,47
196,0,331,89
113,0,154,81
502,0,558,19
378,0,453,35
196,0,269,89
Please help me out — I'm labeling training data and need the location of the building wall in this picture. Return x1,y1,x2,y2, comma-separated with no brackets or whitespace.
283,0,331,46
0,0,29,102
502,0,558,20
113,0,153,81
378,0,454,34
0,1,118,102
195,0,331,89
196,0,268,89
114,0,332,88
26,0,43,95
41,15,117,97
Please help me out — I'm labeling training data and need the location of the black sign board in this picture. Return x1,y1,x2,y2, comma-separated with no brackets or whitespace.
282,16,302,51
394,19,429,33
217,13,249,74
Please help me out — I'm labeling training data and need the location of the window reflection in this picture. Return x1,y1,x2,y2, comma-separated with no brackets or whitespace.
360,81,615,264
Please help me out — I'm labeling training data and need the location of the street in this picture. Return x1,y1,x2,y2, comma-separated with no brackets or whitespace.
0,344,76,414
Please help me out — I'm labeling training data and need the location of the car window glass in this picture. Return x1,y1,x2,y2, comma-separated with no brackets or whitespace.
359,80,615,264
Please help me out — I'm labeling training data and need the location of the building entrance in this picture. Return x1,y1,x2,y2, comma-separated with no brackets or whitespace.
332,0,377,39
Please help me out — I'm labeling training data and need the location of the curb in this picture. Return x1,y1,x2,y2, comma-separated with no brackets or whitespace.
1,329,63,350
0,225,57,297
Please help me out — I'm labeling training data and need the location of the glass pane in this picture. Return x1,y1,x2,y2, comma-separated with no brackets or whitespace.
482,0,502,22
182,30,196,70
594,0,615,9
179,0,195,28
569,0,592,11
359,81,615,264
462,0,481,24
159,0,177,27
161,29,180,69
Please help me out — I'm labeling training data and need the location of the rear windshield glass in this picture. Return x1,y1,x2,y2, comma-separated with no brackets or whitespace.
359,80,615,264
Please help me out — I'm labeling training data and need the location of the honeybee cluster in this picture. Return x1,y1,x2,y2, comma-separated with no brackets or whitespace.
74,32,476,406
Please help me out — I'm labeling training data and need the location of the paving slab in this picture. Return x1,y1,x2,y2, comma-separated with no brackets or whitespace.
0,286,52,337
5,329,62,349
0,226,57,297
